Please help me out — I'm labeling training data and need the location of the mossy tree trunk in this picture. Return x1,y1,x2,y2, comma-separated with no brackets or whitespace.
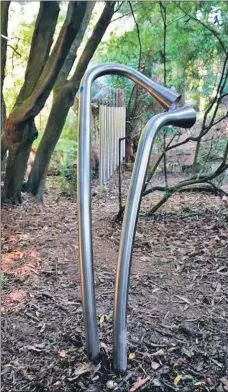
1,2,10,178
2,1,88,203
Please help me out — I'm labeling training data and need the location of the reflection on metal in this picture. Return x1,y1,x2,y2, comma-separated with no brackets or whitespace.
113,106,196,371
77,63,181,362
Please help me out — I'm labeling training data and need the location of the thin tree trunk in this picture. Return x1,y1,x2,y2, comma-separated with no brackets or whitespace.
1,1,10,91
27,88,73,197
1,98,6,134
3,119,38,202
3,2,88,202
192,136,201,174
1,1,10,162
1,99,7,180
28,2,116,198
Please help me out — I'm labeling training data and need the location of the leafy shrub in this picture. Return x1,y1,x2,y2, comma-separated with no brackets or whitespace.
58,152,77,197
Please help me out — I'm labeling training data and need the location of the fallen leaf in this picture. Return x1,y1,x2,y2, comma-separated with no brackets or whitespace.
152,378,162,387
174,375,182,385
211,358,223,368
58,350,67,358
107,310,113,319
129,352,135,360
4,290,27,304
152,349,165,356
26,344,45,352
151,361,160,370
53,381,61,386
220,378,228,387
100,315,105,324
192,379,206,387
152,288,160,293
181,347,194,358
106,380,117,389
73,363,98,377
101,341,109,353
74,363,91,376
130,376,150,392
22,369,35,381
174,295,191,304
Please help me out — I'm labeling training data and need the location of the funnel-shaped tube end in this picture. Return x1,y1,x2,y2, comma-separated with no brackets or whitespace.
168,106,196,128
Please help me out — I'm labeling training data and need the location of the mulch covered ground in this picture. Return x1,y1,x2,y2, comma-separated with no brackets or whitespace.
1,173,228,392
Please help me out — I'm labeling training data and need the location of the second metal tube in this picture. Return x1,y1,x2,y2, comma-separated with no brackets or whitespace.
113,107,196,371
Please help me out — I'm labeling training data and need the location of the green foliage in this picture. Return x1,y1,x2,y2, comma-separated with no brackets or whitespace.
4,11,37,113
61,110,78,141
197,137,228,187
1,273,12,289
95,1,227,113
58,152,77,197
48,140,78,196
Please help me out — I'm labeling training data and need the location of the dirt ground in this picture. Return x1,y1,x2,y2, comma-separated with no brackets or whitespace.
1,172,228,392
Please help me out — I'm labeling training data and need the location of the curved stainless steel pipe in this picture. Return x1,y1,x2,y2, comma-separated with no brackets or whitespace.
113,106,196,372
77,63,181,361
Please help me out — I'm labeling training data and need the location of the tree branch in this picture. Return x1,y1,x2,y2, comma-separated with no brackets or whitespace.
110,12,131,23
8,1,88,123
144,184,228,197
7,43,21,57
178,4,227,55
128,1,142,71
147,165,228,215
16,2,60,104
144,134,177,191
114,2,124,13
1,1,10,92
70,2,116,87
144,141,228,214
54,1,95,90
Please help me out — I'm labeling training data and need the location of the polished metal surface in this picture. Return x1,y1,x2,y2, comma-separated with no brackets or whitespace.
77,63,182,361
113,106,196,371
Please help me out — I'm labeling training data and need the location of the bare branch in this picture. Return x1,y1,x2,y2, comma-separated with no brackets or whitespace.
110,12,131,23
144,134,177,190
147,161,228,215
7,44,21,57
114,2,124,13
128,2,142,71
144,184,228,198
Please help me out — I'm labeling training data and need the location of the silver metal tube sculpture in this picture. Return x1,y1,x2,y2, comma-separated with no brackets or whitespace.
77,63,181,361
113,106,196,371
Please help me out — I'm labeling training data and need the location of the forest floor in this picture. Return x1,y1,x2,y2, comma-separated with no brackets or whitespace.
1,172,228,392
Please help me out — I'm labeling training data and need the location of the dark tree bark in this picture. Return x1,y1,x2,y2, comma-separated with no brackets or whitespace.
27,86,74,199
1,2,10,178
2,1,88,202
1,1,10,136
16,2,60,104
27,2,116,198
1,1,10,93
